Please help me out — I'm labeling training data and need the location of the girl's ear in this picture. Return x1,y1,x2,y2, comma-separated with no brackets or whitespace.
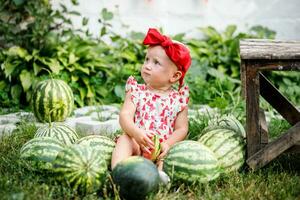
170,71,182,83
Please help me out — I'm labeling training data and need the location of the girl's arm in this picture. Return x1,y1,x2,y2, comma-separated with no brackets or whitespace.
119,91,154,151
165,107,188,146
158,107,188,159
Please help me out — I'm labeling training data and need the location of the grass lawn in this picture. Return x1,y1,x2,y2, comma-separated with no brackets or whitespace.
0,118,299,200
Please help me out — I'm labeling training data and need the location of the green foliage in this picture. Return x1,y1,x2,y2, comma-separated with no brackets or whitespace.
249,25,276,39
0,0,78,51
0,33,145,107
188,115,210,141
0,0,80,108
266,71,300,106
0,5,145,108
268,117,291,139
185,25,276,107
0,2,298,110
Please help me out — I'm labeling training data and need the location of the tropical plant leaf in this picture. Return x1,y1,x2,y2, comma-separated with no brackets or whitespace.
11,84,22,100
19,70,33,92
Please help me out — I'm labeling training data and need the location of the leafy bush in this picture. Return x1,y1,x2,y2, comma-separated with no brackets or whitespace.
0,32,145,107
1,2,298,111
265,71,300,106
0,2,145,107
0,0,79,108
185,25,275,110
0,0,79,50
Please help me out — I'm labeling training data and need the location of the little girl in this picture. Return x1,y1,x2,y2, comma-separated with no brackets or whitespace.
111,28,191,180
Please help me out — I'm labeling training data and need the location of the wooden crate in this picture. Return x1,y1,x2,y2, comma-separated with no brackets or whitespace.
239,39,300,170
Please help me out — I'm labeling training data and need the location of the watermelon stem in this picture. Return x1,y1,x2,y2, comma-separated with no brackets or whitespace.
48,108,54,127
41,67,54,79
107,173,120,199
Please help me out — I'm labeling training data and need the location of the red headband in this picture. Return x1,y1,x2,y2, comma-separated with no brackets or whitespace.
143,28,191,87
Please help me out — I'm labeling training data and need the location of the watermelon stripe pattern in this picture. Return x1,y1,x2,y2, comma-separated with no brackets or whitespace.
112,156,160,200
198,129,245,172
53,144,107,194
204,115,246,138
35,123,79,145
163,140,220,183
32,79,74,122
20,137,65,170
76,135,115,165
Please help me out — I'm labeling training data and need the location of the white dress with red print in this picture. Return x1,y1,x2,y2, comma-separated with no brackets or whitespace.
125,76,189,143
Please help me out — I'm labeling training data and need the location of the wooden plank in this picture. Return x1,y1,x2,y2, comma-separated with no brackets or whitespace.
259,73,300,125
238,60,300,71
245,65,261,157
240,60,246,98
285,145,300,154
247,121,300,170
259,108,268,146
255,60,300,71
240,39,300,60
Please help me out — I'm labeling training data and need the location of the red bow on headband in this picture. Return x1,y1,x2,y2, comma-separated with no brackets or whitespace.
143,28,191,87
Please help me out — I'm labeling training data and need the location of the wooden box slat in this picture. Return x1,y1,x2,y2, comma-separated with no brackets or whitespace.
240,39,300,60
247,121,300,170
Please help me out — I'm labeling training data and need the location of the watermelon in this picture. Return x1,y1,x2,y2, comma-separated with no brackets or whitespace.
76,135,115,166
32,79,74,122
142,134,161,162
53,144,107,194
35,123,79,145
198,128,245,172
203,115,246,138
163,140,220,183
112,156,160,200
20,137,65,170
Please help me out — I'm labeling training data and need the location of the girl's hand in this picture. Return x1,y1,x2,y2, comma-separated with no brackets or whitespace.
132,131,154,153
157,142,170,160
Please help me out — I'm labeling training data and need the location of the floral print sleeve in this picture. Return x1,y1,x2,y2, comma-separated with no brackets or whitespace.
125,76,139,106
178,85,189,112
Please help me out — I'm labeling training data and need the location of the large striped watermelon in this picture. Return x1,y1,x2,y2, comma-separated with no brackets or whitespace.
35,123,79,145
32,79,74,122
112,156,160,200
20,137,65,170
163,140,220,183
203,115,246,138
76,135,115,166
53,144,107,194
198,128,245,173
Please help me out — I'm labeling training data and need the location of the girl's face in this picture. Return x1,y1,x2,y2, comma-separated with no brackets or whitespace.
141,45,179,89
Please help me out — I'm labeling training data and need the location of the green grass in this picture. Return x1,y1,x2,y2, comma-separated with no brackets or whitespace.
0,118,299,200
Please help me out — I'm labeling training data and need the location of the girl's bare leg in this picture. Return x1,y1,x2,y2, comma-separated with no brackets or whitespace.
156,160,170,184
157,160,163,171
111,134,140,169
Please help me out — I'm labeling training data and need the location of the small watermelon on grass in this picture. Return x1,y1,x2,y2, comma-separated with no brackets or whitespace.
20,137,65,170
32,79,74,122
198,128,245,173
35,123,79,145
53,144,107,194
112,156,160,200
76,135,115,166
163,140,220,183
